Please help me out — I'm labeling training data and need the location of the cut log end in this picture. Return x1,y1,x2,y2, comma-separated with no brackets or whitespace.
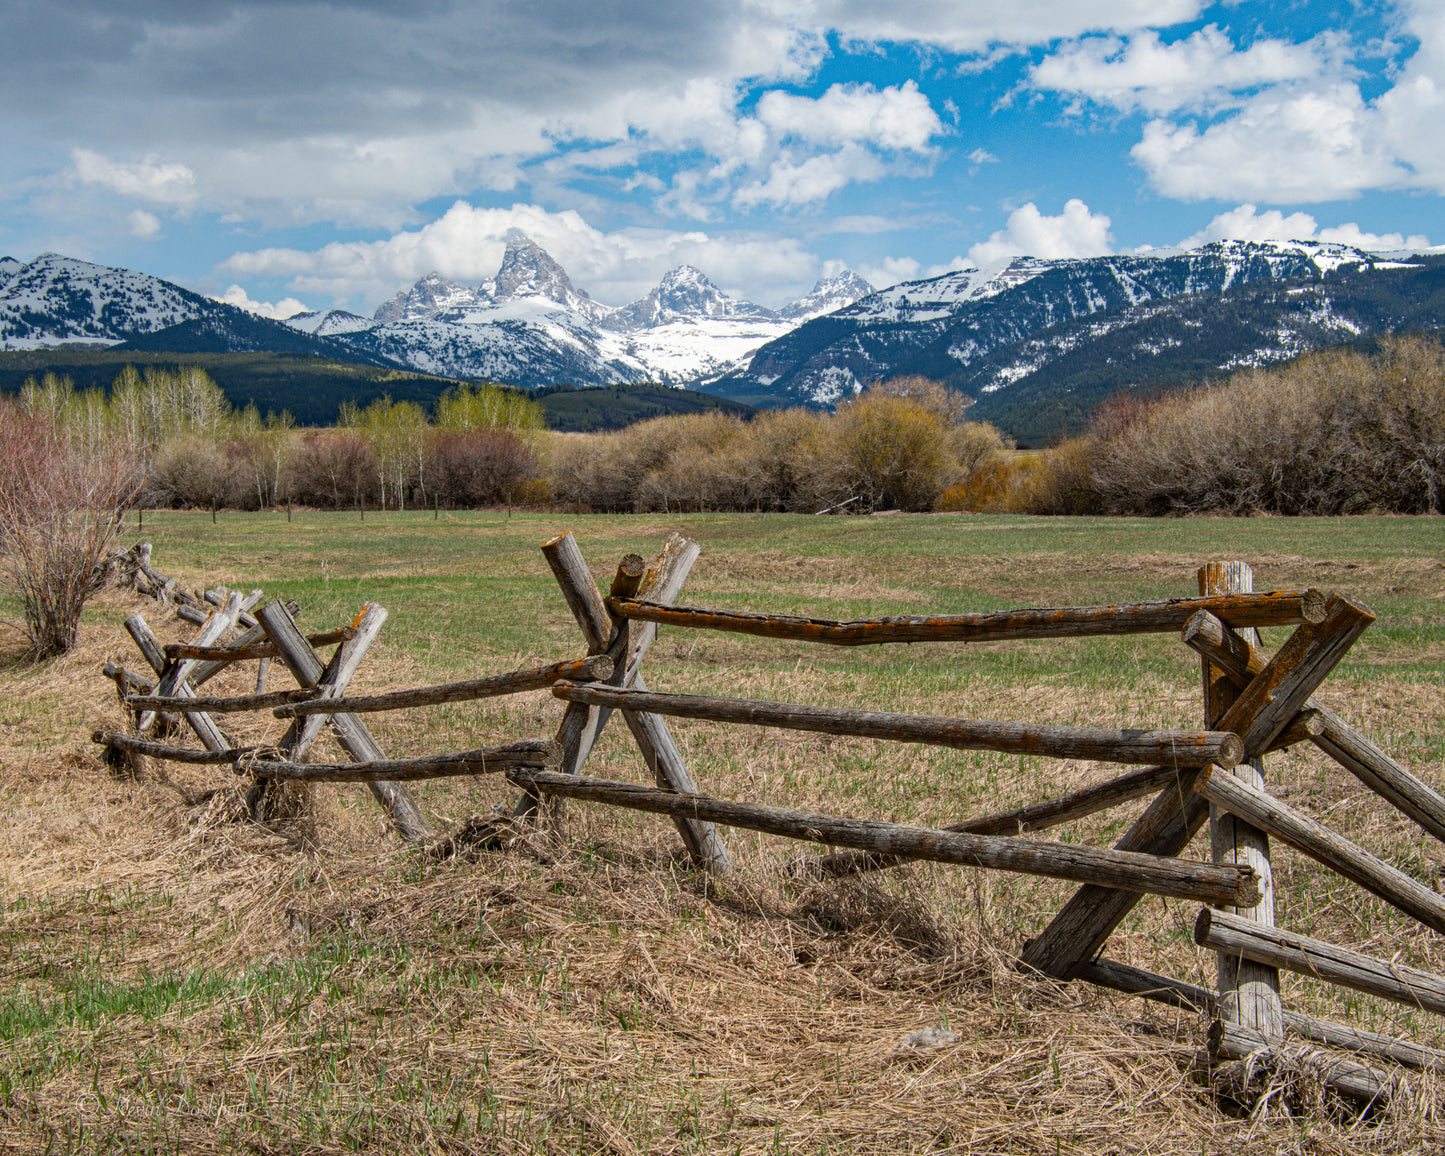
1216,733,1244,769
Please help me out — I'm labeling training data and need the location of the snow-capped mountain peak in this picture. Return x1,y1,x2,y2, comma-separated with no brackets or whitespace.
604,264,778,332
780,269,875,321
284,308,376,337
373,271,492,323
491,232,608,321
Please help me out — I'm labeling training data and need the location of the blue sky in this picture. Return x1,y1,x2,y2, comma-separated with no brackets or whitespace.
2,1,1441,316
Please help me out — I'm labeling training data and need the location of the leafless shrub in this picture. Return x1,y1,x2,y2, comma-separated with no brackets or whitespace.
286,430,380,509
0,400,141,658
427,429,538,507
1028,335,1445,516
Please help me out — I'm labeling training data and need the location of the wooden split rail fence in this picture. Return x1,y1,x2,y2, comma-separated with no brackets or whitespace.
92,534,1445,1110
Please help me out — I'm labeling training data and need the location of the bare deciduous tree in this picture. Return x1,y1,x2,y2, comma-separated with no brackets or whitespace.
0,401,140,659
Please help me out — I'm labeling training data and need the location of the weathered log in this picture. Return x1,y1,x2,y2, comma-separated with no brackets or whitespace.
257,600,434,843
126,687,325,714
92,730,257,766
1266,710,1325,751
551,681,1244,768
1195,764,1445,935
1079,957,1445,1075
248,739,561,783
1195,908,1445,1017
1183,608,1445,846
123,613,168,677
204,586,263,629
125,603,238,750
154,591,242,704
543,531,615,656
101,662,156,693
624,535,701,681
508,769,1260,905
164,626,356,662
189,602,300,689
1074,957,1216,1013
536,533,730,872
1019,594,1375,979
809,763,1189,877
1209,1020,1397,1105
1200,564,1282,1041
605,589,1329,647
272,654,613,718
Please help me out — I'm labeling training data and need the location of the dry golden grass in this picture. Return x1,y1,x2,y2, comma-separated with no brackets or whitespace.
2,523,1444,1154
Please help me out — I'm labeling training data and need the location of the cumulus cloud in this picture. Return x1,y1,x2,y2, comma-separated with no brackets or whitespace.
1180,204,1434,251
734,145,886,207
71,150,196,207
1030,26,1327,115
754,81,941,150
1027,7,1445,205
218,285,312,320
219,200,819,309
1132,83,1409,201
0,1,1213,237
968,199,1113,264
818,0,1205,55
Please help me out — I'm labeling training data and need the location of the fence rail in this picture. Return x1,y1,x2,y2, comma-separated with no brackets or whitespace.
92,535,1445,1112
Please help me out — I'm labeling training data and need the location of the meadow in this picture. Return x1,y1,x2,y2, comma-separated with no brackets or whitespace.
1,509,1442,1154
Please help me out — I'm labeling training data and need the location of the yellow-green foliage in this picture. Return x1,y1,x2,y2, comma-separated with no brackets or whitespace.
433,382,545,437
550,382,1011,514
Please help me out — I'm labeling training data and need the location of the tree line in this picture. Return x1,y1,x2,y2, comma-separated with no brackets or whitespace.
14,334,1444,519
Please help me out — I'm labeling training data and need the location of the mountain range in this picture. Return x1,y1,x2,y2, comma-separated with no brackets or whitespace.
2,236,1442,440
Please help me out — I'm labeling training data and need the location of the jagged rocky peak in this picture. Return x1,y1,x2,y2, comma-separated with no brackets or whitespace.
606,264,777,331
373,271,491,324
492,230,600,316
780,269,875,320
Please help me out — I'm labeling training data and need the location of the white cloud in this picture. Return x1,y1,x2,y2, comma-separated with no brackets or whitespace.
1180,204,1433,251
7,1,1213,241
127,210,162,239
1132,83,1410,202
71,150,196,207
968,199,1113,264
856,253,971,288
218,285,312,320
1030,26,1327,115
967,148,998,164
754,81,942,151
818,0,1205,55
734,145,886,207
219,201,819,309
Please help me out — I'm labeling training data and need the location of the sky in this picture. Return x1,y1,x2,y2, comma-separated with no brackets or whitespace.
2,0,1443,317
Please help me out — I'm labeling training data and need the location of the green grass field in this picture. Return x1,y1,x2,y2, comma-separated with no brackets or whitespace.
2,510,1443,1153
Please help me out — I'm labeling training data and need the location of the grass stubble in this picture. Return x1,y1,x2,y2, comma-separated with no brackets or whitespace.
1,510,1443,1154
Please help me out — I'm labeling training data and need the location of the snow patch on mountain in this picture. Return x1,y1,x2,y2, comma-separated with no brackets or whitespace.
284,308,376,336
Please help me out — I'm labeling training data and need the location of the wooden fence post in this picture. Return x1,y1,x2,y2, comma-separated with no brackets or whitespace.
257,600,434,844
1200,562,1283,1040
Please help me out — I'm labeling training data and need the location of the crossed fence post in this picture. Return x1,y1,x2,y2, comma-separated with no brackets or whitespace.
512,530,730,874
